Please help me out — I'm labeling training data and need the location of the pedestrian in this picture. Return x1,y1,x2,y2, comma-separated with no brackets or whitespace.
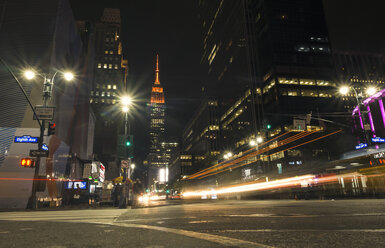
73,185,81,205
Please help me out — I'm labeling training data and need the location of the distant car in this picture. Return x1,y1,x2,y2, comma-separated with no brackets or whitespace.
170,192,182,200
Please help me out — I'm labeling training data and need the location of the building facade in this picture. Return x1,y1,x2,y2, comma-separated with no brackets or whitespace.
0,0,94,208
181,97,221,174
87,8,128,178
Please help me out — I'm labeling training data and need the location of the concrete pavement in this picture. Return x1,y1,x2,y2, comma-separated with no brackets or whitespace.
1,199,385,247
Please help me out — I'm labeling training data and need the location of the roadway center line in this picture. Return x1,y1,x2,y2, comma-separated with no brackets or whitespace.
100,222,275,248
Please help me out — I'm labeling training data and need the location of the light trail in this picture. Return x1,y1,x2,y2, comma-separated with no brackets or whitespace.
196,130,333,179
185,131,293,179
0,178,83,182
183,174,316,198
183,166,382,198
188,131,316,180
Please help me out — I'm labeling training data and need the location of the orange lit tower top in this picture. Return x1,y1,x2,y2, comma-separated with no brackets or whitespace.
151,55,165,104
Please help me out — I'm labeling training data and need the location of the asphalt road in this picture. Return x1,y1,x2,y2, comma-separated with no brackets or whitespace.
1,199,385,247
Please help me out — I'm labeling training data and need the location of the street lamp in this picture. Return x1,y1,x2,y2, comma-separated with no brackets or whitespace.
24,69,74,209
224,152,233,159
249,136,263,147
120,94,134,208
339,85,379,147
24,70,35,80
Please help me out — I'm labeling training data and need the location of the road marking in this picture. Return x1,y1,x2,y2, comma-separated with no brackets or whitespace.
189,220,214,224
0,231,10,234
20,227,33,231
104,229,114,233
219,229,385,233
104,222,274,248
221,213,385,218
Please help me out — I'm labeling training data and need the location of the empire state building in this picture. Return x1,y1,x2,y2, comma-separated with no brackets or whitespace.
148,55,166,166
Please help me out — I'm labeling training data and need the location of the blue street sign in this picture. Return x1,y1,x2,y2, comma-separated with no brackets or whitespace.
372,137,385,143
42,144,48,151
14,135,38,143
355,143,368,150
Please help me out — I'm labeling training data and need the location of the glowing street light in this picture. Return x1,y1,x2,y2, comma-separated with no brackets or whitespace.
366,86,377,96
121,96,132,106
250,136,263,147
130,163,135,170
63,72,74,81
24,70,35,80
122,106,129,113
339,86,349,95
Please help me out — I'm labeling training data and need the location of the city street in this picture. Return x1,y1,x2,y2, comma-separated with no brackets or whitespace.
1,199,385,247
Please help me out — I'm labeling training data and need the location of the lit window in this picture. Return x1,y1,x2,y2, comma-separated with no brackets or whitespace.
95,91,99,96
107,92,111,97
101,92,105,97
299,79,315,85
288,91,298,96
114,64,118,69
105,50,108,54
109,64,112,69
97,63,101,68
112,100,116,104
91,91,94,96
113,85,117,90
103,64,107,69
110,50,113,54
90,98,93,103
107,85,111,89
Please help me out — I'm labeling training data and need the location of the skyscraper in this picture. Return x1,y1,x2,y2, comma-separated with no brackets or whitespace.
88,8,128,177
148,55,166,167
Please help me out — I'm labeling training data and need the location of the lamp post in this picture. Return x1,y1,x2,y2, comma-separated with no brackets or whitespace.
339,85,377,147
249,135,264,174
24,69,74,209
119,95,133,208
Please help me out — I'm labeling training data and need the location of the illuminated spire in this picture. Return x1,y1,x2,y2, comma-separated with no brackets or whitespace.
155,54,160,85
151,54,164,104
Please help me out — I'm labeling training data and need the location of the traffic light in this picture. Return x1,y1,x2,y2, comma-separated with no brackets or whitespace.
126,135,134,158
125,136,132,147
21,158,35,167
48,122,56,136
267,124,271,130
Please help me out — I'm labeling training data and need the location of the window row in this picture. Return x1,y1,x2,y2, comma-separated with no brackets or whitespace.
280,89,332,97
278,78,335,86
97,63,119,69
95,84,117,90
90,98,117,104
91,91,117,97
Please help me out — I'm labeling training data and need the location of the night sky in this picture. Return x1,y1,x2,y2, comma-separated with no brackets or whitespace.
69,0,385,161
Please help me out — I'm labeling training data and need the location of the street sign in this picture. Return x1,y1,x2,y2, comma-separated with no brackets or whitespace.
14,135,39,143
121,160,129,168
29,149,49,157
33,106,55,120
293,119,306,131
372,137,385,143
